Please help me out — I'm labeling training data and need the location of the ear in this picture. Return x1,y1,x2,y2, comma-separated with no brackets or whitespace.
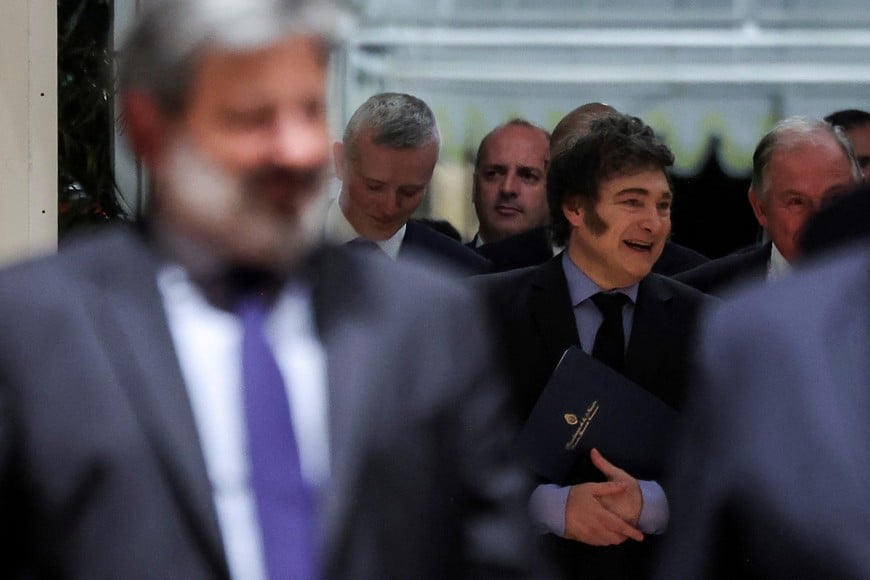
332,141,345,179
562,197,585,228
747,187,769,230
121,91,172,166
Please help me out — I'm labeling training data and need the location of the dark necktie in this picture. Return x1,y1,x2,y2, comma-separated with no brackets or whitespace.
591,292,629,372
238,296,318,580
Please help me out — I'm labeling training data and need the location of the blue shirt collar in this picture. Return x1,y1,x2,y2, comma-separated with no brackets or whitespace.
560,252,640,306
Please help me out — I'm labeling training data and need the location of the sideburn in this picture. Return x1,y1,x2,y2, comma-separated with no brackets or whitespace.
582,200,609,236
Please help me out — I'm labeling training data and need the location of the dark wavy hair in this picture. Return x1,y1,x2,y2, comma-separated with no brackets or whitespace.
824,108,870,131
547,113,674,246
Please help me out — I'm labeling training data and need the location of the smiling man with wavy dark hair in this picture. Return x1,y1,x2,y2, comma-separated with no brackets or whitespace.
477,112,712,580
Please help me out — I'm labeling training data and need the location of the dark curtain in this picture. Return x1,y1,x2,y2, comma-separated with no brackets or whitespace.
670,137,760,259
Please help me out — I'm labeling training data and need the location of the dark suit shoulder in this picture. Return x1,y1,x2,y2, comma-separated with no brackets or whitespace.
652,240,709,277
472,255,564,308
472,263,542,294
674,243,770,297
474,227,553,273
333,242,474,301
0,226,148,299
401,220,491,275
711,241,870,328
644,271,716,304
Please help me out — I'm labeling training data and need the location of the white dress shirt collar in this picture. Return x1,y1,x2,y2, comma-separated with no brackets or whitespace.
323,197,405,259
768,242,792,281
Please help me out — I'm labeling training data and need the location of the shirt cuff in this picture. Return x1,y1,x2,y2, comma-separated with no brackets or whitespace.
529,483,570,536
637,479,669,535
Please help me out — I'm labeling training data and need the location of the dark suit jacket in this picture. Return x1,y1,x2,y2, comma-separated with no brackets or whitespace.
674,242,771,297
473,227,554,273
656,242,870,580
401,219,491,275
476,254,712,580
653,240,709,277
471,227,708,276
0,227,537,579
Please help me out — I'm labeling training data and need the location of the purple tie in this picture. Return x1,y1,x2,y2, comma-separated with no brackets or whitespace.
238,296,318,580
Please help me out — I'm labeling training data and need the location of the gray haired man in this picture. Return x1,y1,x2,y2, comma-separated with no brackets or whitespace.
676,116,862,297
328,92,490,274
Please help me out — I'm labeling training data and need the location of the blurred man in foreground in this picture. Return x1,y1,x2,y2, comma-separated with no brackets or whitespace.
656,239,870,579
0,1,536,578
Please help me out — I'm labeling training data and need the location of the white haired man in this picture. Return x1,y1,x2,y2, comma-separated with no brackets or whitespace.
676,116,861,297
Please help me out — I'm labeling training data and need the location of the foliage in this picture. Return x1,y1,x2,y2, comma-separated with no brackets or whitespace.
58,0,127,237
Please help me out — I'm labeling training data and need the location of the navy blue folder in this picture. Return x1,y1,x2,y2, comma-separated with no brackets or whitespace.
515,346,679,485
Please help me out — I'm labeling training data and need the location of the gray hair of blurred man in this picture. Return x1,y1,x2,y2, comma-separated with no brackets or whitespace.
751,116,862,202
117,0,348,114
341,92,440,162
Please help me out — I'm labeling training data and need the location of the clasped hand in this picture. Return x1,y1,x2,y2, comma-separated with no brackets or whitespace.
563,448,644,546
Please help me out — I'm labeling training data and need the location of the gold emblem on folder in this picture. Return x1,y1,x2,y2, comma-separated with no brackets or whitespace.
564,413,579,425
565,400,600,450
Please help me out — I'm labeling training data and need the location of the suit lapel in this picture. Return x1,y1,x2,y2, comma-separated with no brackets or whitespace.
81,230,229,578
528,255,579,361
625,275,673,394
396,220,420,258
309,248,382,566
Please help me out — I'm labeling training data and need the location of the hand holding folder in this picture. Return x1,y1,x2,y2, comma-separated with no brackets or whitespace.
515,346,679,486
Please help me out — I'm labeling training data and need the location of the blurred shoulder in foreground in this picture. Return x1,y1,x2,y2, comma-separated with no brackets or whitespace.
656,240,870,580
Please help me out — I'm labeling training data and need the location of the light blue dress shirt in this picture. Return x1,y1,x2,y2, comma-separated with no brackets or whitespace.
529,253,669,537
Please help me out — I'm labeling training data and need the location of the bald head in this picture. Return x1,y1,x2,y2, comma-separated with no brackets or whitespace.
551,102,618,157
472,119,551,243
